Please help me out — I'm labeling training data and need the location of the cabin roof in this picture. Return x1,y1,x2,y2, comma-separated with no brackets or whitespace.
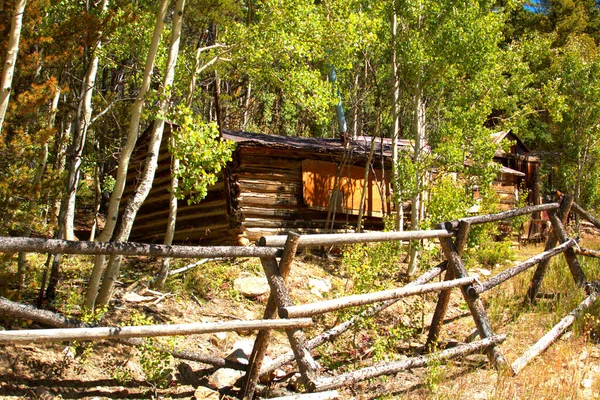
222,130,413,157
491,130,531,154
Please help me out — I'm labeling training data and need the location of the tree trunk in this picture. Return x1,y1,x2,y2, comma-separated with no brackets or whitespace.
407,85,426,276
94,0,187,307
63,0,110,241
0,0,26,136
152,133,179,289
391,0,402,230
84,0,170,310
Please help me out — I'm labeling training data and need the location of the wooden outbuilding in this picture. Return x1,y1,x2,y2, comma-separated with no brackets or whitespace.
122,126,411,245
490,130,541,210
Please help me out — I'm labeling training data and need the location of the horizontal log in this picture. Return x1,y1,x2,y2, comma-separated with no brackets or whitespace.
0,237,281,258
259,265,445,377
237,156,302,171
131,209,228,234
470,239,577,296
234,171,302,183
238,194,302,208
572,202,600,230
0,296,246,370
511,292,598,375
258,229,453,248
445,203,560,231
236,180,302,194
132,199,229,225
243,218,384,230
313,335,506,392
280,276,476,319
0,318,313,344
575,247,600,259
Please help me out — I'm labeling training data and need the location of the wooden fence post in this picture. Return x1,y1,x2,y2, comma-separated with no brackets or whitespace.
260,256,320,390
425,221,470,351
436,222,508,368
527,195,573,303
241,233,301,400
547,210,587,287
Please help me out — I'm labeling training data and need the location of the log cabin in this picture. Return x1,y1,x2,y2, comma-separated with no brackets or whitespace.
122,125,412,245
120,127,540,246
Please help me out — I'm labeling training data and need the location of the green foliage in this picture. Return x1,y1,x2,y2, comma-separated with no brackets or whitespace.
168,105,235,205
423,175,473,228
125,310,174,388
183,260,241,300
341,242,402,294
138,340,174,389
474,239,516,268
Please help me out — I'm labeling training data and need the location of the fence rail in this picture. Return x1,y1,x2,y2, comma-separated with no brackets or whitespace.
0,196,598,399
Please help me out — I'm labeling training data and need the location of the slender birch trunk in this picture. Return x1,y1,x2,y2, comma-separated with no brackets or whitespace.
391,2,402,231
407,85,426,276
152,133,179,289
95,0,187,307
84,0,170,309
0,0,26,136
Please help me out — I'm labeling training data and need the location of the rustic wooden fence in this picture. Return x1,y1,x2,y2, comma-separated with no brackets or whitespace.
0,194,598,400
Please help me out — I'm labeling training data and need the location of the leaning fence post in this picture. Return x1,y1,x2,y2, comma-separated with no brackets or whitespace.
527,195,573,303
436,222,508,368
260,256,319,390
426,221,471,351
547,210,587,287
241,233,301,400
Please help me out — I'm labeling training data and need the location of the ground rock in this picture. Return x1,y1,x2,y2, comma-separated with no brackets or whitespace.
209,368,245,388
308,278,332,298
225,339,255,365
233,276,270,298
194,386,220,400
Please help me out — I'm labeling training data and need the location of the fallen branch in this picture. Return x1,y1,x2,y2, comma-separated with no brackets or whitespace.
511,292,598,375
170,258,216,276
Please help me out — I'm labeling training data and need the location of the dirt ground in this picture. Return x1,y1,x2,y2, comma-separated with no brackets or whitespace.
0,247,599,400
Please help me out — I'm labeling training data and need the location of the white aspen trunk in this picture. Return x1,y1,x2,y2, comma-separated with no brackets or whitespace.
243,82,251,130
391,3,402,231
407,85,426,276
62,0,109,241
84,0,170,310
0,0,26,136
95,0,186,307
352,70,359,140
49,120,70,227
152,133,179,289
